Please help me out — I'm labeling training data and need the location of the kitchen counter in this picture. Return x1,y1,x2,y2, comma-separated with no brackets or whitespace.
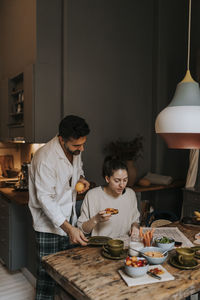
0,187,29,271
0,186,90,206
0,187,28,205
0,182,96,206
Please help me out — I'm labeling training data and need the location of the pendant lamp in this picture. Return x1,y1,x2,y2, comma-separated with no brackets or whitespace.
155,0,200,149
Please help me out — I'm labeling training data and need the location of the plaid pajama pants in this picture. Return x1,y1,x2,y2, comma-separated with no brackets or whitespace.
35,231,76,300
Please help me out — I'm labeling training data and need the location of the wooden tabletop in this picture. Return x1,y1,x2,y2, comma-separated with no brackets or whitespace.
43,222,200,300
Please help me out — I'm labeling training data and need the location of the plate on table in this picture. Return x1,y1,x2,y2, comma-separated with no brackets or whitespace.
169,255,198,270
87,236,112,246
191,246,200,259
101,248,128,260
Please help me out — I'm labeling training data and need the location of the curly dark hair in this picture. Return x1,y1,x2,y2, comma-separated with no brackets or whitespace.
59,115,90,140
102,156,128,178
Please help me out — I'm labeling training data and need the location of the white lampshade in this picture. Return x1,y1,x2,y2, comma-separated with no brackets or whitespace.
155,0,200,149
155,71,200,149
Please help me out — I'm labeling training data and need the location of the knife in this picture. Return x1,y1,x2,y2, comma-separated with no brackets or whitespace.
147,271,161,280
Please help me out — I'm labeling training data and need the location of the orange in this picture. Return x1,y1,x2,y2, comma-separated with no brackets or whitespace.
75,182,85,192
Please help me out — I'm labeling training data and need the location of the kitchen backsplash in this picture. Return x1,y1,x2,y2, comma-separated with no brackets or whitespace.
0,143,21,176
0,142,45,177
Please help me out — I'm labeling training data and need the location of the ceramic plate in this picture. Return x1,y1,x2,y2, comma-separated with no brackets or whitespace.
101,248,128,260
169,255,198,270
195,233,200,240
191,246,200,259
87,236,112,246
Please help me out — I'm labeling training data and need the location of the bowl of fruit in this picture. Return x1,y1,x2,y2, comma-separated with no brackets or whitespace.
154,236,175,251
124,256,149,278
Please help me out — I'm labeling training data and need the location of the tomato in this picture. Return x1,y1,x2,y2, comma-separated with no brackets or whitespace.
126,260,132,266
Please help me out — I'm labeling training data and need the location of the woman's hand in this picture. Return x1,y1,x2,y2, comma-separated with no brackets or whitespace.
81,211,111,234
94,210,112,223
129,223,140,237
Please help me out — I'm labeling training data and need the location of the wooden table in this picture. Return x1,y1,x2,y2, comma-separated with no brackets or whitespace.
43,222,200,300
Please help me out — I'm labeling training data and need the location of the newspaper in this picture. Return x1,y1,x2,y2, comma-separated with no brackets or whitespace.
141,227,194,248
118,227,194,248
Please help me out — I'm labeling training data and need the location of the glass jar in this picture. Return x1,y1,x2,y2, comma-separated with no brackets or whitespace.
129,234,144,257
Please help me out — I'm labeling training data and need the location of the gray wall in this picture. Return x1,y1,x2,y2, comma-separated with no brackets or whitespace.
0,0,197,185
34,0,62,142
0,0,36,79
153,0,190,178
63,0,154,184
63,0,191,185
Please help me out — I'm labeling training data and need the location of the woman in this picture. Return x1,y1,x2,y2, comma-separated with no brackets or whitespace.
77,157,140,238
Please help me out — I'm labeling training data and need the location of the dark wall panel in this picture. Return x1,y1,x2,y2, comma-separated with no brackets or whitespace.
63,0,154,184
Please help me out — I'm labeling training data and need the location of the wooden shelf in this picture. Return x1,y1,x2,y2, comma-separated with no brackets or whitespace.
9,112,23,116
8,123,24,128
8,73,24,129
11,89,23,96
132,180,185,193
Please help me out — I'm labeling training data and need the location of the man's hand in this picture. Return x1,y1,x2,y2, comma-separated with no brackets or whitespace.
77,177,90,194
61,221,88,246
68,226,88,245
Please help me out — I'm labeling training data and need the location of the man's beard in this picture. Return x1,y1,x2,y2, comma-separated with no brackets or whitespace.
64,143,80,156
71,149,80,155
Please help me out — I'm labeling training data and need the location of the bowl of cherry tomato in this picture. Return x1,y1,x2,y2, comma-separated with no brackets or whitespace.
124,256,149,278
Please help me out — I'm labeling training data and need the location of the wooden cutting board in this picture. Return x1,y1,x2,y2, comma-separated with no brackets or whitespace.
0,155,14,177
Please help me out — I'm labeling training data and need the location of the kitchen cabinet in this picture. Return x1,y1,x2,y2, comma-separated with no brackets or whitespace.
0,186,88,276
0,62,61,143
0,195,27,271
0,0,62,143
8,73,24,130
0,79,9,140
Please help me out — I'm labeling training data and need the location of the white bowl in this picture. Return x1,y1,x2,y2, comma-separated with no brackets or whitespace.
140,246,168,265
155,237,175,251
124,257,149,278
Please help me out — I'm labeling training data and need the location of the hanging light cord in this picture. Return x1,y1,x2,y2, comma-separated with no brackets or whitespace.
187,0,192,70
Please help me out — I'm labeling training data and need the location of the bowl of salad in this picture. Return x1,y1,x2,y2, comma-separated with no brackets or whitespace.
155,236,175,251
124,256,149,277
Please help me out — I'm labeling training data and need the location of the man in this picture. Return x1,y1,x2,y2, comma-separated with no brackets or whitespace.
28,115,90,300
